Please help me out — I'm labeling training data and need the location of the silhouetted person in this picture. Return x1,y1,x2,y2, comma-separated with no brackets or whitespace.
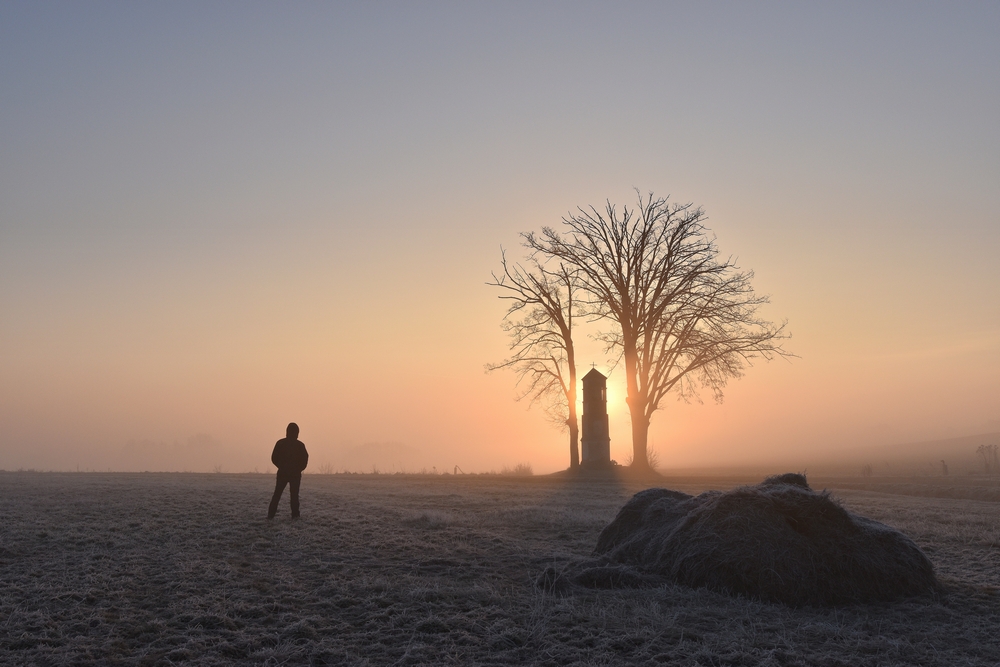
267,422,308,519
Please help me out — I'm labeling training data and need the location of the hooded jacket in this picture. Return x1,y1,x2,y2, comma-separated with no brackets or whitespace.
271,437,308,475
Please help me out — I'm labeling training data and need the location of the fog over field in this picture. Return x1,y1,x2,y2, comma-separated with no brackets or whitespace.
1,4,998,475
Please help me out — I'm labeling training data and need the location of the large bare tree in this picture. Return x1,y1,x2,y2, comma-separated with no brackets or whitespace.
487,252,582,468
525,191,791,470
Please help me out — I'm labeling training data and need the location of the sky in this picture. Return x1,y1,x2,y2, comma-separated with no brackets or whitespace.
2,2,998,474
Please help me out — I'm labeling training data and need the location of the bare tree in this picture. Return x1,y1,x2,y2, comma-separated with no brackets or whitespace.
976,444,999,475
525,191,791,470
487,251,582,468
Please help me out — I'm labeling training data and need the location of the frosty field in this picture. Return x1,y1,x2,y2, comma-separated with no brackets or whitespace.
1,471,998,666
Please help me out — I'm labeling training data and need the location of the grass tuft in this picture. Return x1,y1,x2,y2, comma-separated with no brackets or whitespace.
500,463,534,476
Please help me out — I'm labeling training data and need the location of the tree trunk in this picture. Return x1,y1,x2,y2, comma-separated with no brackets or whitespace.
567,330,579,468
568,416,579,468
567,362,579,469
621,330,650,470
629,405,650,470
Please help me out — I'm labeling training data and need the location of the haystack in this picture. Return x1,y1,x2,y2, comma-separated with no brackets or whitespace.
589,473,937,605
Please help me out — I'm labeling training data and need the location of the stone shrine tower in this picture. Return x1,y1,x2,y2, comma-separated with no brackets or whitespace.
580,368,610,465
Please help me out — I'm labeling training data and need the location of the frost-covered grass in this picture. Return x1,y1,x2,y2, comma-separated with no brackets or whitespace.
1,471,998,666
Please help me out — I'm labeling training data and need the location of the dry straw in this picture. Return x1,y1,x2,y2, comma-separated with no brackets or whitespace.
581,473,938,606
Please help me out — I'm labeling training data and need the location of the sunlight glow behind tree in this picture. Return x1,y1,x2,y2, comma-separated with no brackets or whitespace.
522,191,793,470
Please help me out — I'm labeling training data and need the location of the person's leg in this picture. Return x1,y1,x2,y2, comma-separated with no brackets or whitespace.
268,475,288,519
289,475,301,518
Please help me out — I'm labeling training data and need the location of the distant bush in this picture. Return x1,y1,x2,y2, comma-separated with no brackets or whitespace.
500,463,533,477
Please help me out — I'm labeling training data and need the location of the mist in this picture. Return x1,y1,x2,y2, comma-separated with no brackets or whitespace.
1,3,998,475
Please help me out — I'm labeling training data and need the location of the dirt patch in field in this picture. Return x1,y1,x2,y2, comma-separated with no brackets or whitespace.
572,473,938,606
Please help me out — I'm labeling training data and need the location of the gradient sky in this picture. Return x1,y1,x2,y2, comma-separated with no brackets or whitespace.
2,2,998,473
